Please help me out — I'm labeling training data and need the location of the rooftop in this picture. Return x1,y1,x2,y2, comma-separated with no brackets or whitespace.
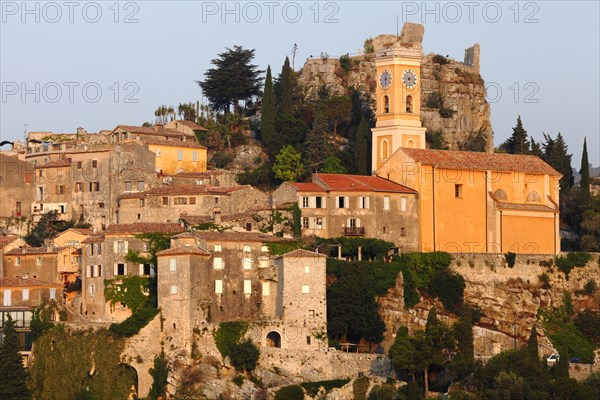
277,249,327,258
0,235,19,249
35,159,72,169
156,246,211,257
169,120,208,131
113,125,195,138
0,277,62,288
138,138,207,149
5,246,68,255
120,184,252,200
105,223,186,235
400,148,561,176
193,231,291,243
315,173,417,194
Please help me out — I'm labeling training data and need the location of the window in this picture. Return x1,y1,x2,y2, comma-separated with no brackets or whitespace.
115,263,126,276
22,288,29,301
214,244,222,252
245,222,252,231
214,197,219,204
137,214,142,220
89,284,96,296
261,245,269,253
315,217,324,230
189,197,196,205
381,139,389,160
244,280,252,294
36,257,42,266
259,257,269,269
213,257,223,270
96,244,102,255
302,285,310,294
348,218,359,228
138,181,144,191
383,95,390,113
215,280,223,294
243,245,251,253
75,182,83,192
304,265,310,273
455,184,463,199
94,265,103,277
302,217,310,229
308,309,315,318
175,197,187,205
156,148,161,157
301,196,309,208
400,197,407,211
57,185,64,194
15,257,20,266
315,196,323,208
92,160,98,168
383,196,390,210
307,336,312,345
401,227,407,237
170,285,178,295
4,289,11,306
140,264,155,276
98,202,105,208
192,151,198,161
77,161,82,169
406,95,413,113
359,196,370,209
140,199,145,207
336,196,349,209
49,288,56,300
262,282,270,296
169,258,176,272
177,150,183,161
243,258,252,270
125,181,132,192
383,226,388,234
162,197,169,205
115,241,128,254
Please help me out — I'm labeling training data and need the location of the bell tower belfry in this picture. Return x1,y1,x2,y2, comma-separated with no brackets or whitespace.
371,40,426,173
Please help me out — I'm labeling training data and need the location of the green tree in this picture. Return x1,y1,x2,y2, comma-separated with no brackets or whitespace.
555,346,570,380
0,315,31,400
543,132,574,193
580,137,590,202
530,137,543,157
148,351,169,400
500,115,530,154
321,157,347,173
260,65,277,150
355,116,370,175
278,56,294,115
24,210,74,247
389,326,417,380
303,109,333,171
273,145,305,181
177,102,197,122
527,325,540,368
229,339,260,373
451,307,475,379
197,46,263,114
323,96,352,135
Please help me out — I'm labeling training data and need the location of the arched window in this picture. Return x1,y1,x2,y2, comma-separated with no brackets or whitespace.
526,191,541,202
406,139,416,148
494,189,508,201
383,96,389,113
406,95,413,113
266,331,281,348
381,139,389,160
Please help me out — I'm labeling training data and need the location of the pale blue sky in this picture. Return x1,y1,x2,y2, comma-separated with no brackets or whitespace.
1,1,598,166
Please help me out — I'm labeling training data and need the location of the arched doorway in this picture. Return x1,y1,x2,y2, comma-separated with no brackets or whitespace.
266,331,282,348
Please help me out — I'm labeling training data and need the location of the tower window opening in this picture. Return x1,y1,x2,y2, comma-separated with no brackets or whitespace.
406,95,413,113
383,96,389,113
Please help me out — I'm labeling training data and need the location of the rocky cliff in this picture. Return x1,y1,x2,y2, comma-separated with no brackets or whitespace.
377,253,600,359
297,30,493,152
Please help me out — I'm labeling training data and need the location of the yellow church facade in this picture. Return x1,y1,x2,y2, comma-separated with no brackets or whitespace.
371,35,561,255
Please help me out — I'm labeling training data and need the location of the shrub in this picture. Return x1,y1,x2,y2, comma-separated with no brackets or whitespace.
301,378,350,396
368,384,396,400
212,151,233,168
555,252,592,278
353,376,370,400
582,279,598,295
109,307,159,337
538,273,551,289
426,92,443,109
66,278,82,293
148,351,169,400
339,53,352,73
232,375,244,387
574,310,600,345
432,54,449,65
229,339,260,373
275,385,304,400
505,252,517,268
213,321,249,359
429,269,466,313
439,107,456,118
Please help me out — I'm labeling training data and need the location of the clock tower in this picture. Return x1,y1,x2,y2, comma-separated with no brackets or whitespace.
371,41,426,173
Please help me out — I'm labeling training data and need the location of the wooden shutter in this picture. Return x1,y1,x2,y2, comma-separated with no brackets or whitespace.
139,264,144,275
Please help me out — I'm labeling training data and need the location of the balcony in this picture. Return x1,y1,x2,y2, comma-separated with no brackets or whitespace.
344,227,365,236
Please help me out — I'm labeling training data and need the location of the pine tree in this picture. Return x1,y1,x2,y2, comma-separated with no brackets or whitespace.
527,325,539,368
279,56,293,115
543,132,574,192
260,66,277,151
355,116,370,175
501,116,530,154
530,137,543,157
580,137,590,202
0,316,31,400
303,110,333,171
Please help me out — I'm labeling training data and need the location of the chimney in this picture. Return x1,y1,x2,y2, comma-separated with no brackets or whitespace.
213,208,222,224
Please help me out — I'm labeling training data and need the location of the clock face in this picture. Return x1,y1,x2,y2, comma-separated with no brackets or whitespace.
379,70,392,89
402,69,417,89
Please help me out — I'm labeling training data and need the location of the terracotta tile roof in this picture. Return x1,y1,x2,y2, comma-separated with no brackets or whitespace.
156,246,211,257
119,185,252,199
277,249,326,258
180,208,272,225
0,277,61,288
142,138,206,149
400,148,561,176
290,182,327,192
5,246,67,255
172,170,225,177
0,235,19,249
62,228,95,236
35,160,71,169
113,125,195,138
170,120,208,131
82,235,105,244
496,202,557,212
180,215,212,225
105,223,186,235
315,174,417,193
193,231,291,243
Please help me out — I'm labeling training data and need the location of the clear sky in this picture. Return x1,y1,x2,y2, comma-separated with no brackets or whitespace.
1,1,598,166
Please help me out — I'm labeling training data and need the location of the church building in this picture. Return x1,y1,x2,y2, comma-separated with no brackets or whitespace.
371,30,561,255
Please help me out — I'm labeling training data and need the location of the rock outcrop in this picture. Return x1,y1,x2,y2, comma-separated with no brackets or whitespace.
297,26,493,152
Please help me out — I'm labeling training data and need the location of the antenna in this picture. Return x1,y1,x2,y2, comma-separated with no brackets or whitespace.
396,15,399,36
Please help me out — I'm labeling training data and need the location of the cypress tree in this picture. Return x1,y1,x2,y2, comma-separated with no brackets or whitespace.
303,110,333,171
260,66,276,152
501,115,530,154
451,307,475,379
0,316,31,400
580,137,590,202
527,325,539,367
355,116,370,175
279,56,293,115
555,346,570,379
